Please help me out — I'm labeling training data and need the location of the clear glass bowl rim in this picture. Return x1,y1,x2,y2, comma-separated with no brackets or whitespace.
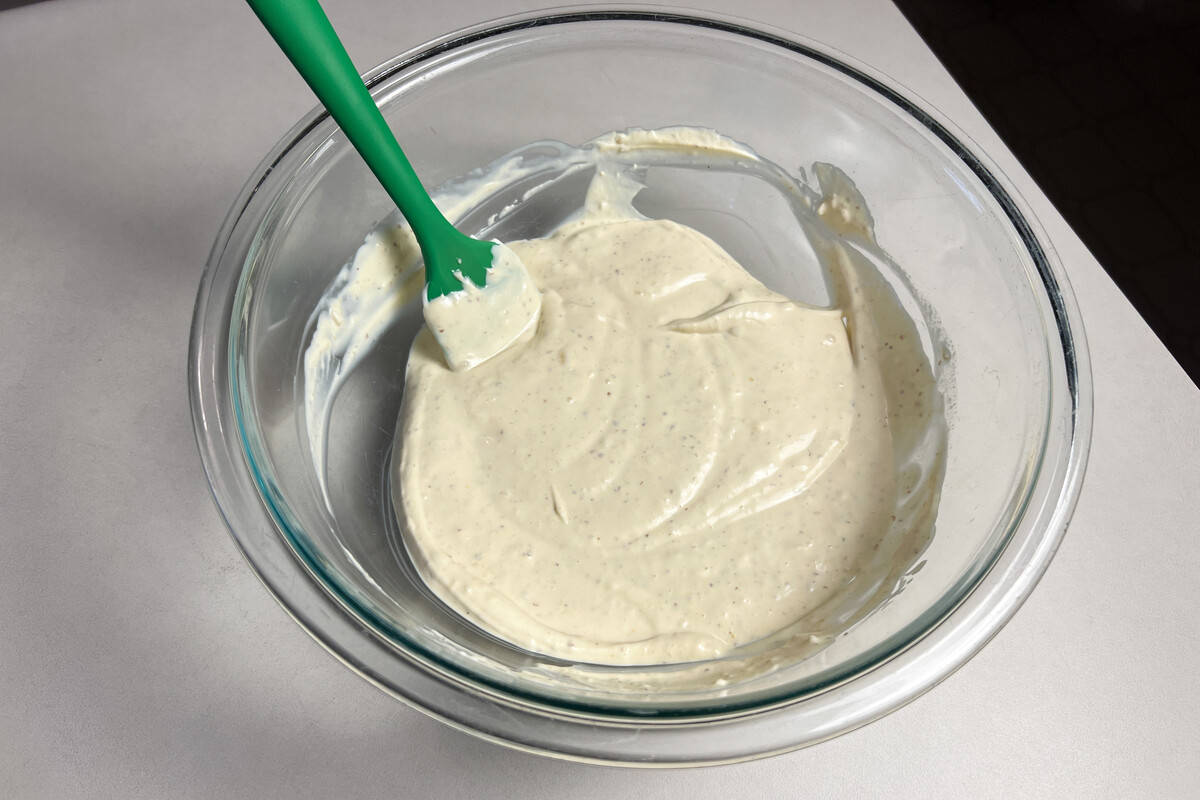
188,5,1093,766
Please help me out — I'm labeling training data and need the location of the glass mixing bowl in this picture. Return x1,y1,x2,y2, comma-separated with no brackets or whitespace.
189,8,1091,765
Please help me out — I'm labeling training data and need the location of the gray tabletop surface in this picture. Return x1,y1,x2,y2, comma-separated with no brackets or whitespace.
3,0,1199,797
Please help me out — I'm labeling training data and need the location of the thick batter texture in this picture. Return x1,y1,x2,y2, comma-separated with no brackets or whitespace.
393,170,942,665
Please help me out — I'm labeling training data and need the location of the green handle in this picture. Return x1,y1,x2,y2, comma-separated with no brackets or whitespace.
246,0,472,297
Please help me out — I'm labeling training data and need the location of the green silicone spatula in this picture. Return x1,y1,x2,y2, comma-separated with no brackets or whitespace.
247,0,541,371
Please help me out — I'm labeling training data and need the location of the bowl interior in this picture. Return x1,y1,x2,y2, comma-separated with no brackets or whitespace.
229,14,1065,716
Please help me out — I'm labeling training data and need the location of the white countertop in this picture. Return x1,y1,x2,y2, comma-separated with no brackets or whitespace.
3,0,1198,796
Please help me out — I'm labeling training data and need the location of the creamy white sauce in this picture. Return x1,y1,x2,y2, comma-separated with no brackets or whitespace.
391,153,942,666
303,128,945,668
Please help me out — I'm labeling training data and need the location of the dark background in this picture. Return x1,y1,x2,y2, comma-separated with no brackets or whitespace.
894,0,1200,384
